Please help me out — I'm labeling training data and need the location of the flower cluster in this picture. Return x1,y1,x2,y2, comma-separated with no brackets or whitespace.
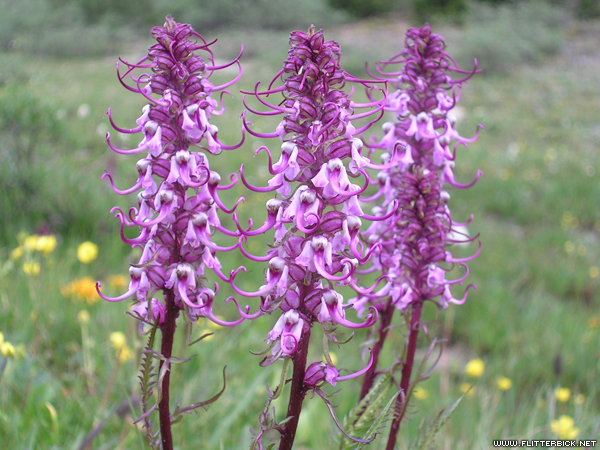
11,232,57,276
354,24,481,315
98,16,244,328
237,26,389,364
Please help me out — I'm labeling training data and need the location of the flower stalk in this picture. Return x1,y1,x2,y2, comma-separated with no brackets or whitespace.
350,23,482,446
239,25,389,449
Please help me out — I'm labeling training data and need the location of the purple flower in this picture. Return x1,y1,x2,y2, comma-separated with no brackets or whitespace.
97,15,245,328
234,26,389,365
355,24,481,315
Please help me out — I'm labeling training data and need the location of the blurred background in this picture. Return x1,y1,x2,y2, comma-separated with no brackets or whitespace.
0,0,599,448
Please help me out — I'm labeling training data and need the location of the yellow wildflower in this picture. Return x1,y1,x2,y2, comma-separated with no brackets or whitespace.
497,377,513,391
37,235,57,255
107,274,128,291
23,261,40,276
551,415,579,439
77,310,90,324
117,346,133,363
0,341,15,357
23,235,40,251
575,394,585,405
77,242,98,264
11,246,23,260
413,386,429,400
465,358,485,378
555,387,571,403
61,277,100,304
109,332,126,350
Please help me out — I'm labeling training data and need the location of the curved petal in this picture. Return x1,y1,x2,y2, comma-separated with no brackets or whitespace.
96,281,135,302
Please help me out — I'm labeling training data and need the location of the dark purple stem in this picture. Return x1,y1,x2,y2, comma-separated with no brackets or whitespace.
279,326,312,450
385,300,422,450
159,287,177,450
359,298,395,400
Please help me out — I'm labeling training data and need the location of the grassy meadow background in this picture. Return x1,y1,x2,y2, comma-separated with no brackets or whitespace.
0,0,599,448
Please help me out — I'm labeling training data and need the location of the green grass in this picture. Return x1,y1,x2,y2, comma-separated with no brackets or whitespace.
0,14,599,450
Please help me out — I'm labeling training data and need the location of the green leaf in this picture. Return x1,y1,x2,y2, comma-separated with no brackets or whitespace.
413,390,470,450
353,390,400,450
338,373,394,450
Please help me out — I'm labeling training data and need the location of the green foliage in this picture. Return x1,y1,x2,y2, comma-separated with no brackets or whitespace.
412,391,469,450
152,0,349,32
0,0,127,57
339,374,396,449
326,0,401,17
68,0,156,26
412,0,467,23
0,83,120,241
574,0,600,18
453,1,565,74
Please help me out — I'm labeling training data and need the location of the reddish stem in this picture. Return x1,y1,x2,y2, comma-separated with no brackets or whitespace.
359,298,395,400
385,300,422,450
279,327,312,450
158,288,177,450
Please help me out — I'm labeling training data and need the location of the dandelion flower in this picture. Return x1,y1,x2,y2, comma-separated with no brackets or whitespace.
37,235,57,255
0,341,15,357
465,358,485,378
110,331,126,350
551,415,579,439
555,387,571,403
413,386,429,399
496,377,512,391
23,235,40,251
22,234,56,254
22,261,40,276
77,242,98,264
61,277,100,304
